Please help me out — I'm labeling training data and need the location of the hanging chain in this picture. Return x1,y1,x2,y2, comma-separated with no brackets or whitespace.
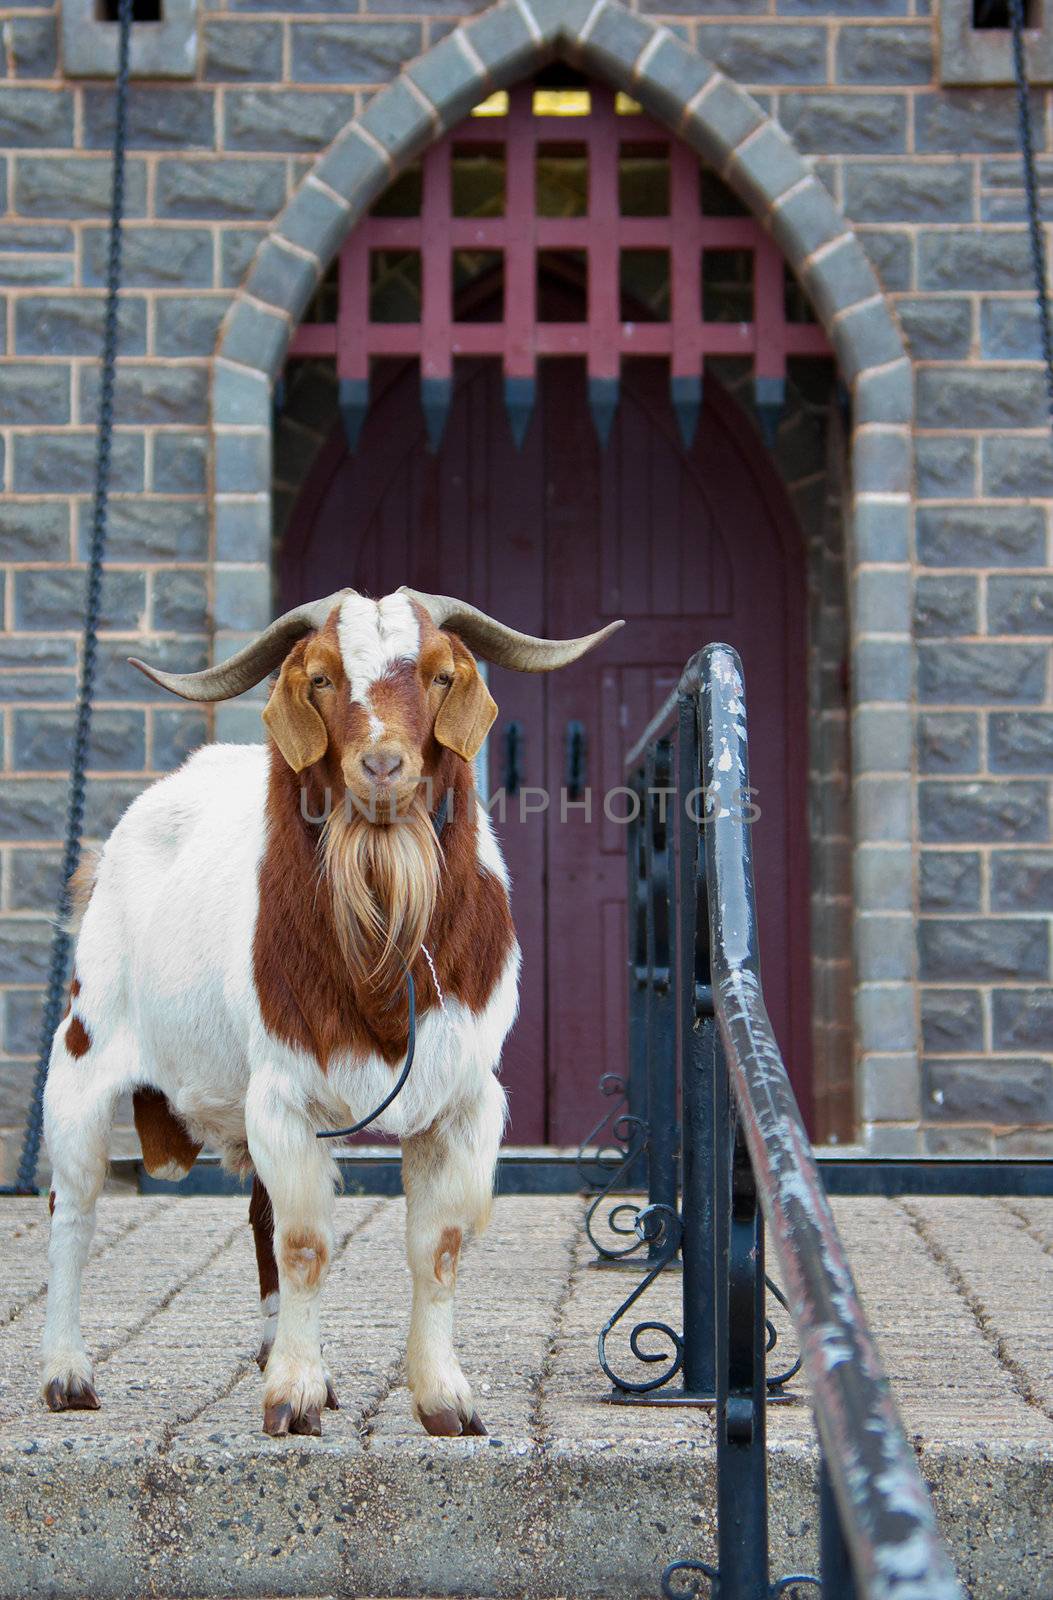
3,0,133,1194
1009,0,1053,431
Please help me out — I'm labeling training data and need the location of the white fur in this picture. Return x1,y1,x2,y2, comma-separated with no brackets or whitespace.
336,592,420,710
41,705,518,1431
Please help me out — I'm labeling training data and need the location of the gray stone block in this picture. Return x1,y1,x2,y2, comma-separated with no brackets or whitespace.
76,499,209,564
853,706,912,773
770,176,844,265
0,88,73,148
916,89,1045,154
916,504,1045,567
923,1059,1053,1124
84,778,149,838
13,708,146,774
213,364,269,428
854,358,912,424
852,638,911,702
15,293,147,358
777,92,907,154
858,228,911,292
155,295,230,358
982,436,1053,500
916,365,1049,429
837,23,933,84
854,914,914,980
730,122,810,215
0,780,67,845
920,849,981,912
914,575,977,639
836,296,905,380
14,156,148,220
220,227,267,289
94,636,208,702
215,432,270,495
79,364,209,427
853,428,911,496
9,16,58,79
852,498,910,563
919,916,1049,981
854,843,911,911
217,299,287,375
83,87,216,151
681,76,765,170
987,576,1053,637
802,234,880,324
244,237,319,323
854,567,911,634
918,229,1030,292
980,298,1043,360
854,775,911,841
0,256,73,289
992,987,1053,1049
915,435,977,500
152,708,208,772
0,362,69,425
0,637,76,671
83,226,214,290
989,712,1053,774
858,998,918,1068
214,567,272,631
0,918,53,984
204,20,284,82
631,33,715,131
154,433,209,495
291,21,422,83
156,159,287,222
152,571,210,633
405,31,488,133
216,499,270,563
12,431,144,494
844,161,972,223
9,849,63,914
991,851,1053,913
695,24,826,85
897,297,972,362
225,89,355,153
4,986,45,1054
14,568,145,632
62,0,197,80
921,988,983,1054
918,641,1047,704
919,779,1048,843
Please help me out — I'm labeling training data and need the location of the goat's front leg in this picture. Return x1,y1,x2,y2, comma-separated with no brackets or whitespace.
401,1071,505,1437
245,1077,335,1438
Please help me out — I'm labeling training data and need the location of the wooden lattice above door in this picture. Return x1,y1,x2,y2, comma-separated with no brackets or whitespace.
287,75,831,450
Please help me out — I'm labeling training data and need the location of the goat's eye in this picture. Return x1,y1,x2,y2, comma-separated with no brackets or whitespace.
310,673,332,690
433,672,453,688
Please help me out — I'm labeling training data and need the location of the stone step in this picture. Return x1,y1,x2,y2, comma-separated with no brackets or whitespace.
0,1194,1050,1598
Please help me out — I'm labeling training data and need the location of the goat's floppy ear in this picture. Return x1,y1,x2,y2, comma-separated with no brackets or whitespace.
434,646,498,762
262,655,328,772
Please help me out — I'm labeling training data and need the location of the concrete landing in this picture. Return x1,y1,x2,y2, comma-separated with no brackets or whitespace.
0,1193,1050,1599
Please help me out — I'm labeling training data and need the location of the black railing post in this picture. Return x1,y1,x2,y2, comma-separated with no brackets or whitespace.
643,740,678,1257
626,769,649,1190
677,692,716,1399
819,1455,857,1599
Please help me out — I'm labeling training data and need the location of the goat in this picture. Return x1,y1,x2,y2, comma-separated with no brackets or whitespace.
40,587,621,1437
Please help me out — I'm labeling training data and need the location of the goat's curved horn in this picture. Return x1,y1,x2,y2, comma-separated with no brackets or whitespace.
128,589,354,702
400,588,623,672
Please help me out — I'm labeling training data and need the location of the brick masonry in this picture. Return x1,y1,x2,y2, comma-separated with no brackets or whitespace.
0,0,1050,1164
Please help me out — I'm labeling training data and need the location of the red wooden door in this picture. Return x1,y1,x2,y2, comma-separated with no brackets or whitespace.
281,355,810,1142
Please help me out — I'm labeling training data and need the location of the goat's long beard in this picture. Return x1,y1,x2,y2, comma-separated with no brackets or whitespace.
321,793,441,999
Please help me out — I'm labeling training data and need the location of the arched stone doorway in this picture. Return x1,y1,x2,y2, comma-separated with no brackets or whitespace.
211,0,917,1149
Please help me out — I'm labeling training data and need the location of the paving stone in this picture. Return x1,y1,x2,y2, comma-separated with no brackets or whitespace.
14,156,148,220
155,158,288,222
989,712,1053,774
920,849,981,913
920,778,1048,843
921,987,984,1054
919,916,1049,982
203,19,284,82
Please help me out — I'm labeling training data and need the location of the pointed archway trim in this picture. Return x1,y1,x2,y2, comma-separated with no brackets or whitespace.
210,0,919,1150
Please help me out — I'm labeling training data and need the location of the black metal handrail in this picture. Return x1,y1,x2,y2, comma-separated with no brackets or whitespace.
588,643,962,1598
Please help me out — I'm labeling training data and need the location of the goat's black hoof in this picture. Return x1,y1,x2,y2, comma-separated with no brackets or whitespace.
325,1378,340,1411
420,1405,487,1437
44,1376,100,1413
290,1405,322,1437
464,1410,488,1436
255,1341,272,1373
263,1401,293,1437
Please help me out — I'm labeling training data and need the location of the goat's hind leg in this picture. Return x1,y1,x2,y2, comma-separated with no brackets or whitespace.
401,1072,505,1438
40,1028,124,1412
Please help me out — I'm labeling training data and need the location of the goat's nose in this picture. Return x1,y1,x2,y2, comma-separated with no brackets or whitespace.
361,748,403,780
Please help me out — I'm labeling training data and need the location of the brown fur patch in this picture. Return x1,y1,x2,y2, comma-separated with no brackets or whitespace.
48,1189,55,1217
132,1087,203,1177
62,973,81,1023
434,1225,462,1285
65,1016,91,1059
249,1176,279,1301
280,1228,328,1290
